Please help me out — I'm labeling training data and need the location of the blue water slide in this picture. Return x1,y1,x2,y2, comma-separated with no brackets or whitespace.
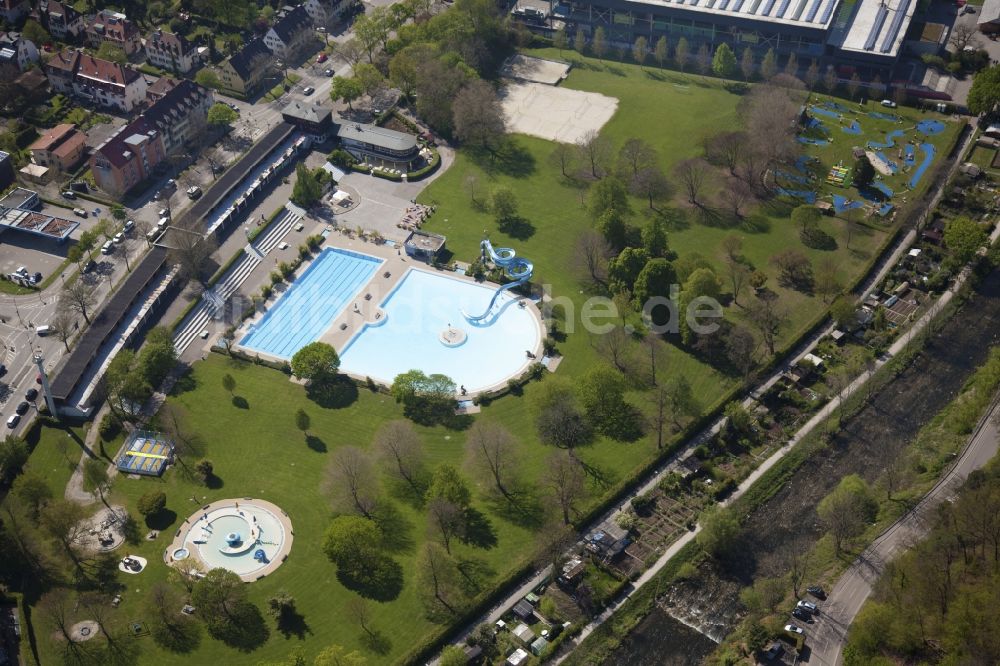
463,239,534,322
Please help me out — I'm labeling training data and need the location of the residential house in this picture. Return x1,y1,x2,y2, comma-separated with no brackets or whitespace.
0,0,29,23
90,117,165,197
140,79,213,156
85,9,141,56
12,68,50,107
263,5,314,62
145,75,179,101
45,49,147,112
280,99,333,138
303,0,353,29
217,38,272,98
28,123,87,175
0,32,40,77
40,0,85,41
145,29,199,74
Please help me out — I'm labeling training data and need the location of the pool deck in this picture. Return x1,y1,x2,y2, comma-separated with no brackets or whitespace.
163,498,294,583
234,226,547,395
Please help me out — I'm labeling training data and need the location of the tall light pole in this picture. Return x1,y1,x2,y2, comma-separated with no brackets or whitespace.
34,349,58,419
11,298,22,327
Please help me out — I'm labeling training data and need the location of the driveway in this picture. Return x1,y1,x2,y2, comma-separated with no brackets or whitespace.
806,393,1000,666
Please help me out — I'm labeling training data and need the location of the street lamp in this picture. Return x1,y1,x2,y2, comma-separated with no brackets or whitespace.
11,298,22,327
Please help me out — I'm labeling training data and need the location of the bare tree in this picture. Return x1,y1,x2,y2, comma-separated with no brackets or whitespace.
325,446,379,518
336,38,366,67
52,307,76,352
815,256,842,303
719,178,753,218
617,138,657,179
675,157,712,206
463,174,480,205
545,451,587,525
452,79,506,155
577,130,614,179
427,497,465,553
704,131,749,175
630,166,671,210
60,279,97,324
575,229,612,285
168,221,218,287
595,325,631,374
465,421,519,502
346,597,379,643
39,590,94,662
748,294,786,356
374,419,426,497
950,23,982,53
726,324,759,380
726,257,750,306
550,143,578,179
648,385,670,449
416,542,461,616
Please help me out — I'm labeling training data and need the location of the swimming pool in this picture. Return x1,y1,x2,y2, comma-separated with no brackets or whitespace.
339,269,542,393
240,248,383,359
188,505,286,576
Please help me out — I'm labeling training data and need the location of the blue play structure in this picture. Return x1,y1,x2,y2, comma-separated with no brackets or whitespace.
463,239,533,322
253,549,268,563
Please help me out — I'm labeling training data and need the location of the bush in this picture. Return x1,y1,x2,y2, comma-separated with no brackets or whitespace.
372,169,402,182
98,412,121,441
327,149,357,168
270,271,283,286
298,245,311,260
279,262,294,279
137,490,167,517
260,284,273,300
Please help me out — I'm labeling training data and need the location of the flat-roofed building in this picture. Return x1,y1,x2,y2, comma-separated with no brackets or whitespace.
336,120,419,167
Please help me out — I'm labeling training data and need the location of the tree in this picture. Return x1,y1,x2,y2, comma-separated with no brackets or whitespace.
783,51,798,78
944,216,988,265
575,229,613,284
654,36,669,68
169,217,217,286
847,72,862,100
353,63,384,100
290,342,340,383
712,43,737,79
21,19,49,45
578,130,614,179
815,257,842,303
633,257,676,309
315,644,366,666
854,155,876,188
12,472,52,519
97,41,126,64
83,458,112,509
336,38,367,67
618,138,657,179
137,490,167,518
760,47,777,79
817,474,877,554
726,325,758,380
968,64,1000,115
453,80,506,154
592,26,607,61
195,458,214,484
292,162,323,207
52,307,75,352
39,498,88,569
391,370,456,425
426,464,472,510
416,542,463,616
427,496,465,553
830,295,857,330
578,366,633,437
207,102,238,128
440,645,467,666
322,515,381,575
326,446,379,518
466,420,519,501
550,143,578,179
191,568,248,624
740,46,755,81
267,590,297,623
374,420,426,497
720,178,753,219
950,22,982,53
671,36,688,72
60,279,97,323
196,69,220,89
0,437,28,486
823,65,837,93
295,408,310,438
748,293,785,355
222,373,236,396
146,581,201,652
792,204,822,232
632,36,648,69
330,76,363,112
574,28,586,54
697,505,740,558
491,187,519,227
770,249,814,291
545,451,586,524
675,157,711,206
553,26,568,54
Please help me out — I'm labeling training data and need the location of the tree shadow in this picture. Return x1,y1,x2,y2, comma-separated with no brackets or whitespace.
205,474,224,490
455,556,496,597
576,456,616,490
144,508,177,531
487,140,536,178
170,368,197,396
800,227,838,251
276,607,311,640
361,629,392,655
337,555,403,601
209,602,270,652
644,70,666,81
231,396,250,409
497,216,535,240
305,435,327,452
307,375,358,409
372,501,414,554
604,65,626,77
490,487,545,529
462,507,498,550
740,214,771,234
151,616,202,653
650,206,690,231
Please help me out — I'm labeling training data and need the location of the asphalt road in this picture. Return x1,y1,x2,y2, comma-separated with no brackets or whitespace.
805,393,1000,666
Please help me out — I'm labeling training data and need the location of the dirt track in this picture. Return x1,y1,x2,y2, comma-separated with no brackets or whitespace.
608,267,1000,665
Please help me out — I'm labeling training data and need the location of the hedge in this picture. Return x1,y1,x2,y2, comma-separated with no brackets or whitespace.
372,169,402,182
407,151,442,181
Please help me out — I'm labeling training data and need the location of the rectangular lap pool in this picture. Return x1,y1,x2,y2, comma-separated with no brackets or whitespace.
240,248,382,359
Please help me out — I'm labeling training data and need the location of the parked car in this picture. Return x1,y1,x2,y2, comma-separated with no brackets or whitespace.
61,190,76,199
324,68,334,77
157,217,169,230
73,208,87,217
83,260,96,274
34,325,51,337
7,414,20,429
158,208,170,218
797,600,818,614
317,52,328,63
784,624,804,635
31,272,42,285
792,607,812,622
229,103,240,112
123,219,135,233
764,642,783,661
302,86,315,96
15,267,27,277
15,401,28,415
806,586,826,599
186,185,202,199
0,364,6,376
113,232,124,244
25,388,38,401
101,240,114,254
881,99,897,108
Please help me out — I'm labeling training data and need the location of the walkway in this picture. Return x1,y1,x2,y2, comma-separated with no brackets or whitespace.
172,207,303,355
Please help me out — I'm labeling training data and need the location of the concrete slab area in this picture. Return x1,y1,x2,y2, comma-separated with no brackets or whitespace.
500,82,618,145
501,54,571,85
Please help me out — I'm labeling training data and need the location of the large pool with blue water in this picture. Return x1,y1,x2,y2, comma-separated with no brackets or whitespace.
240,248,383,359
339,269,542,393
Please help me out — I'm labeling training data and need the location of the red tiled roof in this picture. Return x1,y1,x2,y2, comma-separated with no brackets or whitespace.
29,123,77,151
146,30,191,55
51,130,86,159
146,76,179,98
46,49,79,73
94,117,155,169
88,10,138,41
74,52,141,86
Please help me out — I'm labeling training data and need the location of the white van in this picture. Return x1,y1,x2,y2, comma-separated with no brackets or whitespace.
6,414,20,429
157,217,169,230
35,325,52,336
101,240,114,254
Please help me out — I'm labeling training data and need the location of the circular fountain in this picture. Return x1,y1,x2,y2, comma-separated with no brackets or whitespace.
439,325,467,347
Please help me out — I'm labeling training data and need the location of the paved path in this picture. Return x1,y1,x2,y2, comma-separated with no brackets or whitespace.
806,392,1000,666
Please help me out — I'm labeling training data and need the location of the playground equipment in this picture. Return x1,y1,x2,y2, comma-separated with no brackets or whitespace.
827,165,850,187
253,549,268,563
463,238,534,322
